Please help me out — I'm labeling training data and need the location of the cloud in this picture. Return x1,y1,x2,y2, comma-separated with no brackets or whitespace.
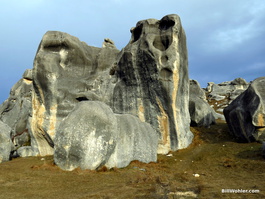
0,0,265,102
200,0,265,52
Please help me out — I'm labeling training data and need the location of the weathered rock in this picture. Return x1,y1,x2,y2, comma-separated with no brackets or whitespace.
0,121,12,163
224,77,265,142
0,14,193,167
0,69,32,148
54,101,118,171
17,146,34,157
189,80,216,127
106,113,158,168
31,31,119,156
205,78,250,117
54,101,157,171
112,14,193,154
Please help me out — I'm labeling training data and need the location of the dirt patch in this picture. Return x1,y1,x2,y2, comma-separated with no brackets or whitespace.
0,121,264,198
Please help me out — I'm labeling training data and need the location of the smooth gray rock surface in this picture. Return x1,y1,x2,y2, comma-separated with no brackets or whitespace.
0,121,12,163
0,69,32,148
54,101,158,171
54,101,118,171
31,31,119,156
17,146,34,157
106,113,158,168
112,14,193,154
189,80,216,127
224,77,265,142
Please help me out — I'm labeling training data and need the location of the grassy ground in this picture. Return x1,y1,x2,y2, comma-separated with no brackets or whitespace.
0,121,264,199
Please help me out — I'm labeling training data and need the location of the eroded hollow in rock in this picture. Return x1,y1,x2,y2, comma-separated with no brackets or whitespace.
76,96,89,102
132,23,143,42
43,40,69,52
159,68,173,81
159,19,175,30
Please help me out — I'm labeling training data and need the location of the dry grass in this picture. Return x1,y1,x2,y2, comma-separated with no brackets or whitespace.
0,121,265,198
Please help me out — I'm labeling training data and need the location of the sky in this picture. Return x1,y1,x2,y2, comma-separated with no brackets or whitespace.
0,0,265,103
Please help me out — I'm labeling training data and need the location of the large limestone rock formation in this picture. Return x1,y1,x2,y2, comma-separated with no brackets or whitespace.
189,80,216,127
54,101,157,171
112,14,193,154
224,77,265,142
31,31,119,156
0,14,193,169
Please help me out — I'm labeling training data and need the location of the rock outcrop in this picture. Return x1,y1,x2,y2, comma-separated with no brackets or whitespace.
205,78,249,116
0,14,194,169
224,77,265,142
54,101,157,171
189,80,216,127
112,14,193,154
31,31,119,156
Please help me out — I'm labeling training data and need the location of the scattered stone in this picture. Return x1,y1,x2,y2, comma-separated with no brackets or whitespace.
168,191,197,198
193,173,200,177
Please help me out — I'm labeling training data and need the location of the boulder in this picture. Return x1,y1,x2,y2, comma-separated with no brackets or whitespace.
112,14,193,154
54,101,158,171
0,121,12,163
106,113,158,168
189,80,216,127
31,31,119,156
224,77,265,142
54,101,118,171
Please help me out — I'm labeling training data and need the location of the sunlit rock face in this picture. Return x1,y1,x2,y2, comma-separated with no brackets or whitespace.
54,101,157,171
0,14,194,169
224,77,265,142
31,31,119,155
112,14,193,154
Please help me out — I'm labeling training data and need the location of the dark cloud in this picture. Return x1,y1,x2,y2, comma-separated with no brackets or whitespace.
0,0,264,102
